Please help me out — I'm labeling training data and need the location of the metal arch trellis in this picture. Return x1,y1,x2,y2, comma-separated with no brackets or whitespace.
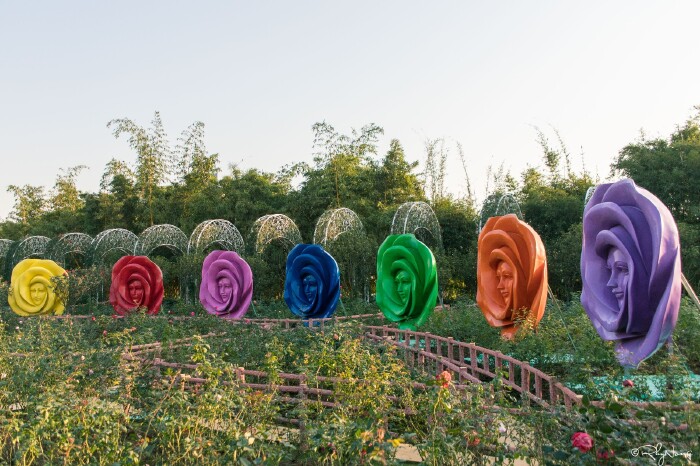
477,193,523,233
390,202,443,252
0,239,15,280
8,236,51,271
135,224,189,257
88,228,139,266
584,186,597,209
187,219,244,255
0,239,14,264
250,214,302,255
47,233,93,268
313,207,365,248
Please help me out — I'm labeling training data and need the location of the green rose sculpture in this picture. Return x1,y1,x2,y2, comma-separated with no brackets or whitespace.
376,234,438,330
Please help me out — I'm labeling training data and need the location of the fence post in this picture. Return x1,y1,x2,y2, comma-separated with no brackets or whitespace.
236,367,246,384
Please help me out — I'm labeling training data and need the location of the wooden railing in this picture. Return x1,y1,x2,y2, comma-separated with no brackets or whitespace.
363,325,581,409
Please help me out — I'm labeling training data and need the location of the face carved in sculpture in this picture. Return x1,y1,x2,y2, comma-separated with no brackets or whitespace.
395,270,411,304
302,274,318,302
606,247,629,310
217,277,233,303
128,280,145,306
30,283,47,305
495,261,514,306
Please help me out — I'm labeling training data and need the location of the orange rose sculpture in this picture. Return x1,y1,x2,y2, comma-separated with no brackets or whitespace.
476,215,548,338
109,255,164,315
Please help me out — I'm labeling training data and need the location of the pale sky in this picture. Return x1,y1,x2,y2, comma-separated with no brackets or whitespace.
1,1,699,222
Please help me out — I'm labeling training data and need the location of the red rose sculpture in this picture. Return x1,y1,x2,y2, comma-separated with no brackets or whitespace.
109,255,164,315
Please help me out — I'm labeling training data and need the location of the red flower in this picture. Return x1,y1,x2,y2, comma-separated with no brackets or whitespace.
571,432,593,453
622,379,634,388
91,316,96,322
466,430,480,447
190,312,195,317
102,330,108,337
436,370,452,388
597,449,614,460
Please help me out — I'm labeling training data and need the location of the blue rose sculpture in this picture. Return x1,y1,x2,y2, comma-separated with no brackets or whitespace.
284,244,340,319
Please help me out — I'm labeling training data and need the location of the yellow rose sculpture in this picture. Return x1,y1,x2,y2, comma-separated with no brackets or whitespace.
8,259,68,316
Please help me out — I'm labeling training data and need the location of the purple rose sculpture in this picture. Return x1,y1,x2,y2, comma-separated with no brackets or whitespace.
284,244,340,320
581,179,681,368
199,250,253,319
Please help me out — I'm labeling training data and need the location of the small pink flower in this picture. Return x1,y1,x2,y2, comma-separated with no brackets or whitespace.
102,330,108,337
91,316,96,322
622,379,634,388
88,369,94,375
597,449,614,460
571,432,593,453
190,312,195,316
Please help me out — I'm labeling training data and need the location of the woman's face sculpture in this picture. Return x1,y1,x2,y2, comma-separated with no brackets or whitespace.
109,255,164,316
495,261,514,305
30,283,47,305
128,280,144,306
581,179,682,368
8,259,67,316
606,247,629,310
476,214,548,339
217,277,233,303
394,270,411,304
302,274,318,302
284,244,341,320
199,250,253,319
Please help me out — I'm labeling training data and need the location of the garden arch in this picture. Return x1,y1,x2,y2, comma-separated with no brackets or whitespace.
187,219,244,255
391,201,443,252
313,207,365,247
135,224,188,257
5,236,51,277
47,233,93,268
88,228,138,266
478,193,523,233
250,214,302,255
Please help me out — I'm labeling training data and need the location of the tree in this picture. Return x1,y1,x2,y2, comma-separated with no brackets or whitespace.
50,165,87,212
311,121,384,207
6,184,46,226
423,138,448,203
612,108,700,288
108,112,172,225
97,159,139,231
376,139,424,206
173,121,220,188
612,112,700,224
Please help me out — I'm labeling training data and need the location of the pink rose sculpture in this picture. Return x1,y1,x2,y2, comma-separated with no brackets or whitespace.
199,250,253,319
109,255,164,315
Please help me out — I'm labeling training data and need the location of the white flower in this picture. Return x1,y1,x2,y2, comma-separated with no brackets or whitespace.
498,422,507,434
